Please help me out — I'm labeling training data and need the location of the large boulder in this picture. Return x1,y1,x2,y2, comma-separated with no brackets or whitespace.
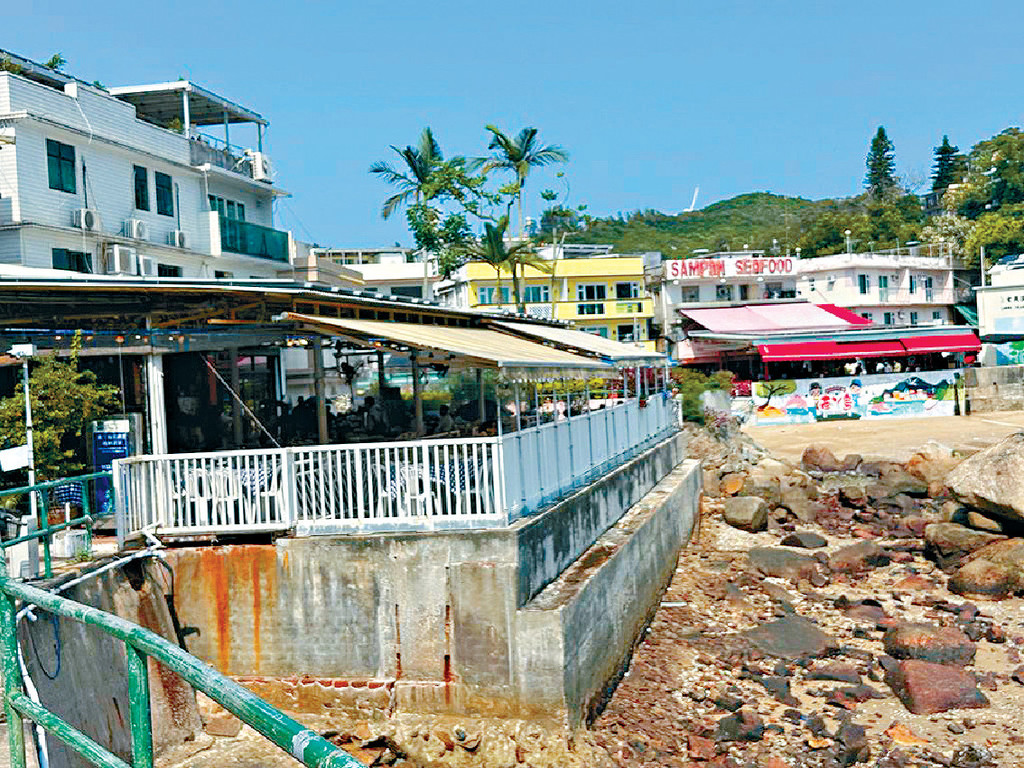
742,615,839,660
949,558,1014,600
723,496,768,532
801,443,841,473
923,523,1006,571
947,432,1024,522
747,547,820,581
905,442,961,485
883,623,976,666
884,660,989,714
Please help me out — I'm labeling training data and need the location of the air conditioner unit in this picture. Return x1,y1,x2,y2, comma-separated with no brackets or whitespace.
249,151,273,182
73,208,101,232
138,256,157,277
168,230,188,249
123,219,148,241
106,245,137,275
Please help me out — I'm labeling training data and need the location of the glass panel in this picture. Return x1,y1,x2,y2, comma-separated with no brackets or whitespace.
155,172,174,216
133,166,149,211
220,216,289,262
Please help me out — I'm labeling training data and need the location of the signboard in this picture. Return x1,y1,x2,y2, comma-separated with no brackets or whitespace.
0,445,29,472
90,418,134,515
665,257,795,281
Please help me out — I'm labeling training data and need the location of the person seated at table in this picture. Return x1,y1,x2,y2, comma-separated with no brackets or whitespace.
436,404,455,433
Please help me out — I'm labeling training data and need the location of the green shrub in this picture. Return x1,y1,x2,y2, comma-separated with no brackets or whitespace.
670,368,734,423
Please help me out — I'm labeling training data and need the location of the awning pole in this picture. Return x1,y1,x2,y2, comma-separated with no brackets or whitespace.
313,340,328,444
513,382,522,432
476,368,485,425
376,350,386,392
411,352,423,436
230,347,243,447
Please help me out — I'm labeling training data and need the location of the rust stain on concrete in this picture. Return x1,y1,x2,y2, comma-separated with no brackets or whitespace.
208,548,231,672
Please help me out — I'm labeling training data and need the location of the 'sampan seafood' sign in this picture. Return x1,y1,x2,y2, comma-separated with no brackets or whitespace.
665,258,795,280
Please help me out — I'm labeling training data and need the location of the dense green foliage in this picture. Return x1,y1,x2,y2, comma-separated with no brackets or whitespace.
932,135,967,193
670,368,734,423
0,335,119,481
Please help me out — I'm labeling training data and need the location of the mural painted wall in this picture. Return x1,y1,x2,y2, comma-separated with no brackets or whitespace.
749,369,961,426
994,342,1024,365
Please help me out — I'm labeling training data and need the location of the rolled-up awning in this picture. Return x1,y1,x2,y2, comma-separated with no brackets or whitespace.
276,312,614,379
900,332,981,354
758,339,905,361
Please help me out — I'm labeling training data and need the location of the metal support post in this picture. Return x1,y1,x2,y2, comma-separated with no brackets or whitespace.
126,644,154,768
476,369,486,425
411,353,423,436
312,341,328,444
0,557,25,768
229,348,243,447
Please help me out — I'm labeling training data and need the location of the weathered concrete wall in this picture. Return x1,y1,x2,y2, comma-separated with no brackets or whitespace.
964,365,1024,412
22,559,201,768
515,432,688,605
164,434,701,726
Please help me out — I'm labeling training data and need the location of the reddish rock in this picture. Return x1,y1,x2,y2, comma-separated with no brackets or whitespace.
715,708,764,742
807,662,862,684
829,541,891,574
779,531,827,549
893,574,934,591
885,660,989,714
923,523,1006,571
747,547,820,581
687,733,717,760
949,558,1014,600
802,444,841,473
883,623,976,666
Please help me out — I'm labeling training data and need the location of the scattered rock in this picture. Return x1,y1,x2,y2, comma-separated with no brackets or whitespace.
840,453,863,472
883,623,976,666
779,531,827,549
835,720,870,763
204,710,243,738
687,733,717,760
748,547,820,581
884,721,930,746
949,558,1014,600
742,615,839,660
829,541,891,574
720,472,745,496
808,662,862,684
715,709,764,742
924,523,1006,571
966,511,1004,533
947,432,1024,522
723,496,768,532
885,659,989,714
703,469,721,497
802,443,842,473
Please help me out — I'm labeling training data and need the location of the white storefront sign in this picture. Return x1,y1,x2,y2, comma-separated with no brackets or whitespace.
665,257,795,280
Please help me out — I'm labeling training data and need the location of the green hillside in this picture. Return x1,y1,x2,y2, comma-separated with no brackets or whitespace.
565,192,900,256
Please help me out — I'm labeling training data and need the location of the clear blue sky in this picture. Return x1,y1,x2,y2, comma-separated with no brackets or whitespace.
7,1,1024,247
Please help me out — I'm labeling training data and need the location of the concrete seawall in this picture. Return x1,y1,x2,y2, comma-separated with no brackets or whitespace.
163,432,701,727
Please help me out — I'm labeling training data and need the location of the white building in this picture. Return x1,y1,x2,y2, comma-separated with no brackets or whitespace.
310,247,437,300
0,49,294,280
795,252,961,327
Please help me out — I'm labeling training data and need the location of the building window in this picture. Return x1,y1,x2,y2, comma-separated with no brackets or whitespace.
478,285,510,305
209,195,245,221
739,284,749,300
157,264,182,277
807,278,815,293
215,270,234,279
680,286,700,302
827,275,835,291
51,248,92,273
46,139,76,194
909,274,917,294
580,326,609,338
576,283,606,315
910,311,918,326
615,281,640,299
923,275,934,302
858,274,869,294
523,285,550,304
878,275,889,301
716,284,733,301
883,311,893,325
133,165,149,211
617,324,637,342
390,285,423,298
932,310,942,321
860,312,872,321
155,172,174,216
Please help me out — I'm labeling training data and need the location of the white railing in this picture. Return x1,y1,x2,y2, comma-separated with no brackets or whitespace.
114,395,678,543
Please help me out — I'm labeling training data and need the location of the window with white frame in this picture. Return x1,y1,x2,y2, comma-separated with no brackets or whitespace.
716,284,733,301
478,285,510,305
576,283,606,314
615,281,640,299
580,326,609,337
617,323,637,341
883,311,893,325
932,310,942,321
523,285,550,304
858,274,870,294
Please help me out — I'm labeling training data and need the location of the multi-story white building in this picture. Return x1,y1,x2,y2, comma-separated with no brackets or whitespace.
309,247,437,300
795,251,962,327
0,49,294,280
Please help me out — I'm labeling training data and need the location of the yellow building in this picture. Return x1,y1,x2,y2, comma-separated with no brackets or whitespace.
436,247,656,350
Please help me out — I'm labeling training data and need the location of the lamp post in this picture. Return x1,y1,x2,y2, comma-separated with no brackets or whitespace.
845,229,852,254
10,344,37,528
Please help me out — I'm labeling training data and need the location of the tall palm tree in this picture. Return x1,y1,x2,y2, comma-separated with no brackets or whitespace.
477,125,569,238
369,127,444,219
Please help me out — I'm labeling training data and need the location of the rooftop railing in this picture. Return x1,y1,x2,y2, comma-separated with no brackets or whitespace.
219,216,289,262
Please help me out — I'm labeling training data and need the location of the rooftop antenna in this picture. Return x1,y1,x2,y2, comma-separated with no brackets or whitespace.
685,186,700,212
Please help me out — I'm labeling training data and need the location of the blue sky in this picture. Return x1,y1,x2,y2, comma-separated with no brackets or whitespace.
7,1,1024,247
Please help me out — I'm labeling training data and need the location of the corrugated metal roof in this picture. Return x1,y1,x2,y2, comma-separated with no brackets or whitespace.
278,313,614,377
490,320,663,365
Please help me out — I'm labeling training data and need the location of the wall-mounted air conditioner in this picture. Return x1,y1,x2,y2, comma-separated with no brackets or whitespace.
138,256,157,277
106,245,137,275
73,208,101,232
123,219,148,241
248,151,273,182
168,230,188,249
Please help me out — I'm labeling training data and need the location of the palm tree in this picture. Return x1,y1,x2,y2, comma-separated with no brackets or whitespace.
476,125,569,238
369,127,444,219
462,216,547,312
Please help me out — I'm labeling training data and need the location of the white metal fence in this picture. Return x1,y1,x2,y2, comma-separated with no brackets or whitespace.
114,394,677,543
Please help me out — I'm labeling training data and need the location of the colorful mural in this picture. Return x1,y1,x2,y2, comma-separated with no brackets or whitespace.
994,342,1024,366
749,369,961,425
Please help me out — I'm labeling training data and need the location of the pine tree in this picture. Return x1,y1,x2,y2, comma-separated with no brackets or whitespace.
932,135,965,193
865,126,896,197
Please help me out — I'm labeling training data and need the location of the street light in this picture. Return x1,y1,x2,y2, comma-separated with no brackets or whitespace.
845,229,852,254
10,343,37,521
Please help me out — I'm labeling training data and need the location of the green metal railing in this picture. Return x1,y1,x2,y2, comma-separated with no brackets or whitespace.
0,472,114,579
0,558,362,767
